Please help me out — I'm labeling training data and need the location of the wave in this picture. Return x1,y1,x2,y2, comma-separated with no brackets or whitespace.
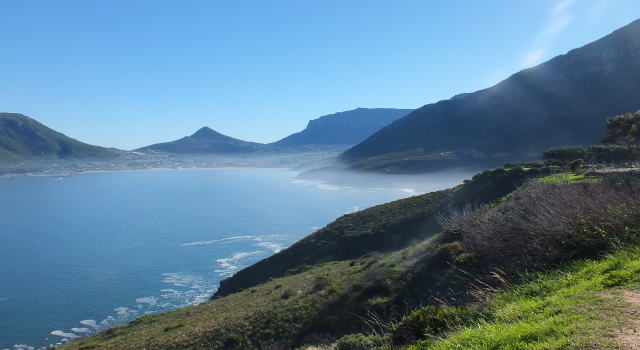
79,319,98,328
50,330,79,339
70,328,90,333
135,296,158,306
215,251,264,277
180,235,259,246
40,234,291,348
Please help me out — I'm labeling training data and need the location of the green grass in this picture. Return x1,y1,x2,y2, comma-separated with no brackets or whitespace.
537,172,601,184
407,246,640,350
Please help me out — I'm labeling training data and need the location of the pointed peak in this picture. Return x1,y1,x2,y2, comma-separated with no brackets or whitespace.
192,126,222,138
195,126,214,133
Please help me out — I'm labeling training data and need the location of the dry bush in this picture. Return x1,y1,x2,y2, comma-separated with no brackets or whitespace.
440,176,640,274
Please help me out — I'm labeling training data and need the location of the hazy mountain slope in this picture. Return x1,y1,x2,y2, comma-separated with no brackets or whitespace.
270,108,412,148
0,113,121,161
136,126,264,154
341,19,640,171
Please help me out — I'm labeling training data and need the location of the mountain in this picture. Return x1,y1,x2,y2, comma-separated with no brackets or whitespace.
341,19,640,172
136,108,412,154
0,113,120,161
136,126,264,154
269,108,412,149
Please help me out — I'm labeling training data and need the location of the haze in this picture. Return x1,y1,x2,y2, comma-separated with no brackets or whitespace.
2,0,640,150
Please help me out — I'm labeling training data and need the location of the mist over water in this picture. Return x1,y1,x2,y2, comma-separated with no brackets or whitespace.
0,168,472,349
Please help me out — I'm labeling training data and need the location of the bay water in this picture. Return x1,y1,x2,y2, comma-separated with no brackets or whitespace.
0,168,465,349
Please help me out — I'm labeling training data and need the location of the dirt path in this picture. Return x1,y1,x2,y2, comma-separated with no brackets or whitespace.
614,288,640,349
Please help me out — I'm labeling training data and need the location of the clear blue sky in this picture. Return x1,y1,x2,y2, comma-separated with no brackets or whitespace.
1,0,639,150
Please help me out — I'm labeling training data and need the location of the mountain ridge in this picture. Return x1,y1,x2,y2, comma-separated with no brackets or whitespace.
341,19,640,172
0,113,121,161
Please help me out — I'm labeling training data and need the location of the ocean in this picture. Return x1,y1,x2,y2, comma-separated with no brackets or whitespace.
0,168,466,349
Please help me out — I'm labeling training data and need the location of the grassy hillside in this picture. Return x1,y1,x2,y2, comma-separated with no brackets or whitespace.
0,113,121,161
59,165,640,350
214,165,549,297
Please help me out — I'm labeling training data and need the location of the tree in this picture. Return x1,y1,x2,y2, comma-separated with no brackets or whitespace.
570,158,584,173
602,110,640,145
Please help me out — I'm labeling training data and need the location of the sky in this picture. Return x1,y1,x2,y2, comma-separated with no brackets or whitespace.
1,0,639,150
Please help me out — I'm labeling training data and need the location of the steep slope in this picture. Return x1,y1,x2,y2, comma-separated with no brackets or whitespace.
136,126,264,154
214,166,549,297
270,108,412,148
0,113,121,161
341,19,640,172
60,168,640,350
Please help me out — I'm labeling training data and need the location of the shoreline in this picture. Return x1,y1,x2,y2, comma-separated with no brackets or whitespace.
0,165,294,179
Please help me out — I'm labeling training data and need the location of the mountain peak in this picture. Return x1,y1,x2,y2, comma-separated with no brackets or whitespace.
191,126,222,138
136,125,262,154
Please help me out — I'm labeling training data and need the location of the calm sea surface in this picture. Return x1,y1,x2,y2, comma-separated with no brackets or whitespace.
0,168,463,349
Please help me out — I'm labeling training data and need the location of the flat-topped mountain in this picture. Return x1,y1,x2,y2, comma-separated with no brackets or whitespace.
341,19,640,172
136,126,264,154
270,108,412,148
0,113,120,161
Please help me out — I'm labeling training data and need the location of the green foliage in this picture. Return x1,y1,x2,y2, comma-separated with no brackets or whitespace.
569,158,584,173
335,333,387,350
602,110,640,145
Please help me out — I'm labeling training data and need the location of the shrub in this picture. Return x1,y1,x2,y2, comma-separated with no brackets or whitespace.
602,110,640,145
335,333,386,350
311,276,331,293
163,321,191,332
281,289,295,300
543,145,640,165
223,333,250,349
440,176,640,275
570,158,584,173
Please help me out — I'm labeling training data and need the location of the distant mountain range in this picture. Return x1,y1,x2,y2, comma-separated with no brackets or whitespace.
135,108,412,154
135,126,263,154
6,20,640,173
341,19,640,172
0,113,120,161
0,108,411,162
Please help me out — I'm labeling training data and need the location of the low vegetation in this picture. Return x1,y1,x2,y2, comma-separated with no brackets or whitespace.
61,160,640,349
543,145,640,166
337,247,640,350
